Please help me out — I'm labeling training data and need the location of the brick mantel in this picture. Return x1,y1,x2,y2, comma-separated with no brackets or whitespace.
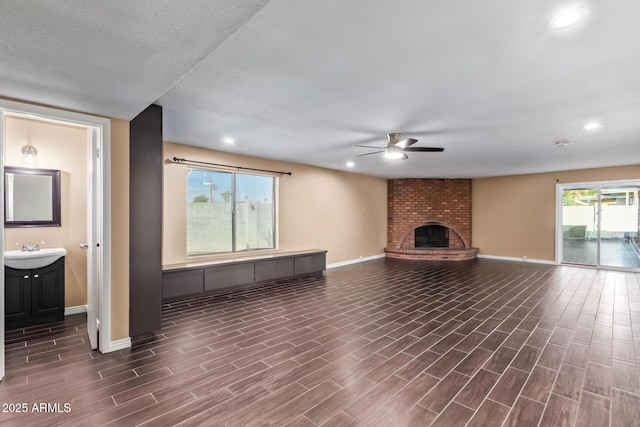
385,178,477,260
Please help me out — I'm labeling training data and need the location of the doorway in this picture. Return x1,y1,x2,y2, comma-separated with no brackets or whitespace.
0,99,112,380
557,180,640,269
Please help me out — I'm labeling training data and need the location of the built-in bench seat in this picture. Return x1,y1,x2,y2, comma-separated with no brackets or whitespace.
162,249,327,301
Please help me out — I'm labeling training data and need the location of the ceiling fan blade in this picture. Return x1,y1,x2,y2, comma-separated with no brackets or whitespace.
395,138,418,148
353,144,384,149
403,147,445,152
356,150,385,157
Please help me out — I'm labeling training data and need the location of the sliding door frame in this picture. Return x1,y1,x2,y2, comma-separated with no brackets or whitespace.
556,178,640,271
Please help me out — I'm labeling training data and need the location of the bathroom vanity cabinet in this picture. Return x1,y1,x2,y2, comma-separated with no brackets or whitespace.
5,257,65,329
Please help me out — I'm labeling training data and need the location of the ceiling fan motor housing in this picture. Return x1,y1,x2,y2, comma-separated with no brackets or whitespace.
387,133,401,146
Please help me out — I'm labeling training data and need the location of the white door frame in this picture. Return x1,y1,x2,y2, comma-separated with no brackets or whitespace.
86,127,101,350
0,99,112,380
556,178,640,270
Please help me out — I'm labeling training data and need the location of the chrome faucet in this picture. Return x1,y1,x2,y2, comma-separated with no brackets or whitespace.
18,242,41,252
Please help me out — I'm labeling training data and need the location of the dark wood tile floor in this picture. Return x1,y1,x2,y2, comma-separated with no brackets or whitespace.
1,258,639,426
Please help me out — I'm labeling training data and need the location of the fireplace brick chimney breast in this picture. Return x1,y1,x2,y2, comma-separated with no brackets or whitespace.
385,179,478,260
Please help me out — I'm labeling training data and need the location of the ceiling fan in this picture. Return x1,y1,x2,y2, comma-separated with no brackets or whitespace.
354,132,444,160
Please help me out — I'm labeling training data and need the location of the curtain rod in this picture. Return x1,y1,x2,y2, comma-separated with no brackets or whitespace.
169,157,292,176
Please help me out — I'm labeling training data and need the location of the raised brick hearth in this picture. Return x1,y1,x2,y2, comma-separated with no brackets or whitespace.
385,179,478,261
384,246,479,260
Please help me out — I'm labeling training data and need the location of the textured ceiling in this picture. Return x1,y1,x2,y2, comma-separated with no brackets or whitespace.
0,0,270,119
2,0,639,178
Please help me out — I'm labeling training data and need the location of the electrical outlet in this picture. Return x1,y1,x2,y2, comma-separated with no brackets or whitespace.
522,256,528,262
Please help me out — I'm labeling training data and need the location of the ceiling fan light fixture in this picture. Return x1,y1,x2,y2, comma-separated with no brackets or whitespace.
384,146,406,160
354,132,441,160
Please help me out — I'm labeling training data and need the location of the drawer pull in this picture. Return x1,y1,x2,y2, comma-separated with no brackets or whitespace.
23,275,29,279
33,274,39,278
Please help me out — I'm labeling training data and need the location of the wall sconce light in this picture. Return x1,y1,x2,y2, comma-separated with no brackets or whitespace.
21,144,38,163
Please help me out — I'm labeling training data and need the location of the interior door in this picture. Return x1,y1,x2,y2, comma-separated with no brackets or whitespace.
85,128,99,350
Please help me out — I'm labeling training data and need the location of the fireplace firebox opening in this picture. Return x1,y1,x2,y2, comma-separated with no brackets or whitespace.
415,225,449,248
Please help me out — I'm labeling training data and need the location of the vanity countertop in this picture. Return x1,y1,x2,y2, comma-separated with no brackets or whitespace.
4,248,67,269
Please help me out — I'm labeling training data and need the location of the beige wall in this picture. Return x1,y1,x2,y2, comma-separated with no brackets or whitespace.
163,142,387,266
109,119,129,341
473,164,640,261
4,115,88,308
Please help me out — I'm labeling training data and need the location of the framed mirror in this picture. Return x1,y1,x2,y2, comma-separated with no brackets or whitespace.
4,166,61,227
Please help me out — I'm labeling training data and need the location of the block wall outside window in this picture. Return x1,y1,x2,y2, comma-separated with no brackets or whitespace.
186,169,275,256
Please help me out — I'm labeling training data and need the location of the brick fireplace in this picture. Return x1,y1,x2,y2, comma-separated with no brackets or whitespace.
385,178,479,260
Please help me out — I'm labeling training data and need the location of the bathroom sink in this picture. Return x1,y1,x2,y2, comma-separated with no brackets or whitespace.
4,248,67,269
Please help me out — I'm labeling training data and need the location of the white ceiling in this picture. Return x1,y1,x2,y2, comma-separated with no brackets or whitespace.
2,0,639,178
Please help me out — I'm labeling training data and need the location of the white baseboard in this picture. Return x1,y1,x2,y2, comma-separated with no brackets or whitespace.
327,253,386,269
64,305,131,353
477,254,558,266
64,305,88,316
105,337,132,352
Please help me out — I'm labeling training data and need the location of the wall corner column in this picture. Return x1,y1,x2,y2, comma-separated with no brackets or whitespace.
129,104,163,337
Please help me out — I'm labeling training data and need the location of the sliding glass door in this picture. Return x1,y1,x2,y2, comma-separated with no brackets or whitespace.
561,187,598,265
599,185,640,268
558,181,640,269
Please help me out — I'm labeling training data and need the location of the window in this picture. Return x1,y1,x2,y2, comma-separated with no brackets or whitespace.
187,169,275,255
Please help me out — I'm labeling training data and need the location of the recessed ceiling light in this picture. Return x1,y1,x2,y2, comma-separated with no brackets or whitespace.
223,137,235,145
548,9,587,30
346,161,355,168
584,121,601,130
555,139,570,147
